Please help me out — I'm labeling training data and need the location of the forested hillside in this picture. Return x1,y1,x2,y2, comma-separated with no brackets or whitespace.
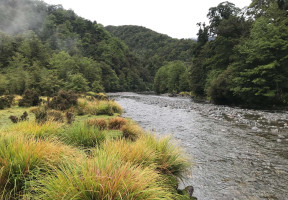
0,0,150,96
106,25,196,80
188,0,288,108
150,0,288,109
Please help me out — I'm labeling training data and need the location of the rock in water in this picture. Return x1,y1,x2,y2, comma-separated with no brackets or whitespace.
185,186,194,198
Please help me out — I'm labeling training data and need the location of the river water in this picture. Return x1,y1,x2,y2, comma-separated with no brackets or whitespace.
109,92,288,200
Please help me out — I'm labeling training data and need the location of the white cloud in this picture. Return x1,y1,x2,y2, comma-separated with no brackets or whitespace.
43,0,252,39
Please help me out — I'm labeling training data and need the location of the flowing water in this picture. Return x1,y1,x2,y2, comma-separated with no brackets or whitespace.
109,92,288,200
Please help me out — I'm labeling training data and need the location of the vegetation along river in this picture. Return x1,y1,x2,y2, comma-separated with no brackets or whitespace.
109,92,288,200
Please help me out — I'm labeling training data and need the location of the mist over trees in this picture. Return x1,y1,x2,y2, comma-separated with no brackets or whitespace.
0,0,287,109
0,0,148,95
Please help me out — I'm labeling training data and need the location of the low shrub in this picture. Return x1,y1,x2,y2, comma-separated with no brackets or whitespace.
34,107,47,124
18,89,41,107
27,151,174,200
8,111,28,124
65,112,74,124
59,122,105,148
0,95,14,109
108,117,127,130
0,135,82,199
87,118,108,130
48,90,78,111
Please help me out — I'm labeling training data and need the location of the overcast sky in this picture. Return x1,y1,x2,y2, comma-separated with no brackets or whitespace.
43,0,252,39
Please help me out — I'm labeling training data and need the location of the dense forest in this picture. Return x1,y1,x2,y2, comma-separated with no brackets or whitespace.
106,25,196,79
150,0,288,108
0,0,287,109
0,0,150,96
188,0,288,108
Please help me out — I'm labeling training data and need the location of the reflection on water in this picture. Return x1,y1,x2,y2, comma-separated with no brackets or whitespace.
110,93,288,200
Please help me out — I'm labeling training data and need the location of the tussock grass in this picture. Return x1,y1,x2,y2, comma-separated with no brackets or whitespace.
0,135,83,199
100,134,190,179
28,151,175,200
59,122,106,148
108,116,127,129
101,139,157,168
121,121,144,141
5,120,62,139
87,118,108,130
138,134,191,179
77,98,123,116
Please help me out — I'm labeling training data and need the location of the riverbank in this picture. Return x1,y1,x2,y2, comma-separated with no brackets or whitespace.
110,92,288,200
0,93,195,199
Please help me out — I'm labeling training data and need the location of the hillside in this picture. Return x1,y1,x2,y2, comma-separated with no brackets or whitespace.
0,0,150,95
106,25,196,76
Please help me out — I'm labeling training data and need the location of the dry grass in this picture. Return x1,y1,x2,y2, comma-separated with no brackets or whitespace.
108,116,127,129
121,121,144,141
87,118,108,130
0,134,83,199
27,151,175,200
77,98,123,116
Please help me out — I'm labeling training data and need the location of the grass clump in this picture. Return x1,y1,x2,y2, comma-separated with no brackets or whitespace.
138,134,191,179
108,116,127,129
87,118,108,130
121,121,144,141
0,135,82,199
59,122,105,148
77,98,123,116
28,151,174,200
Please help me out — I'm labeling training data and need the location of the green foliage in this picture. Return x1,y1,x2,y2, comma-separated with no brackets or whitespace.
154,61,189,94
48,90,78,111
59,122,106,148
18,89,41,107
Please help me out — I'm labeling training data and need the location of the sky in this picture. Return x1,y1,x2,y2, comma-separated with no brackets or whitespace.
43,0,252,39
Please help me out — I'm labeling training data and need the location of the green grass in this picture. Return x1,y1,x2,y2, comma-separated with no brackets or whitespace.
27,151,175,200
0,106,35,129
0,96,192,200
0,134,83,199
58,122,106,148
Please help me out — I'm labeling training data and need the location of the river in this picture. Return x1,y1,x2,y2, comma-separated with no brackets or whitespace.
109,92,288,200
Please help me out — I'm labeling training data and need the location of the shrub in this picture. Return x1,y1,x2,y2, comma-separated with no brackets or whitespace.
87,118,108,130
34,107,47,124
20,111,28,121
18,89,40,107
96,103,114,116
47,110,64,122
48,90,78,111
59,122,105,148
0,135,82,199
28,151,174,200
9,115,18,123
0,95,14,109
65,112,74,124
108,117,127,130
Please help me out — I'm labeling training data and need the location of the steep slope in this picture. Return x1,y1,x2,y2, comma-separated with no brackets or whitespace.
0,0,149,95
106,25,196,76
